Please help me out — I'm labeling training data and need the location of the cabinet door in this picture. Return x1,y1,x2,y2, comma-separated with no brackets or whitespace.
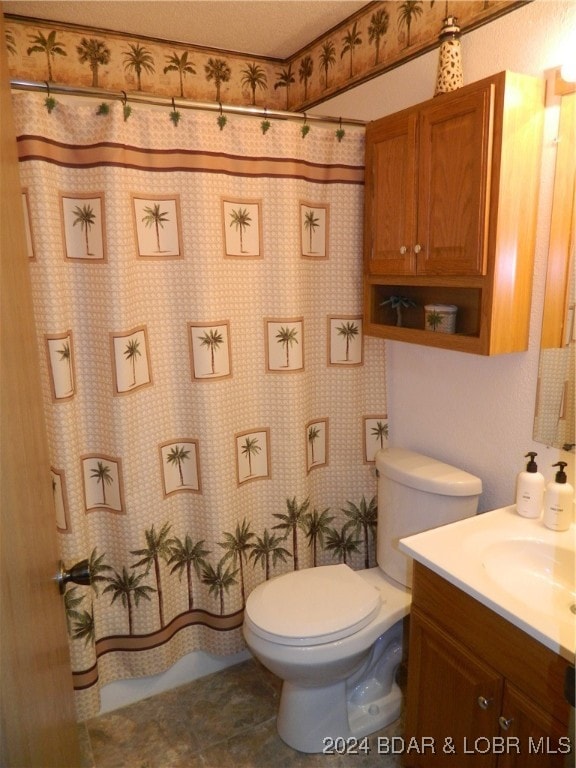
364,110,418,275
497,683,570,768
417,83,494,276
404,609,502,768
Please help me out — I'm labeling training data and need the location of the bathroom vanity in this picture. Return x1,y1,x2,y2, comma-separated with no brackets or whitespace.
400,507,574,767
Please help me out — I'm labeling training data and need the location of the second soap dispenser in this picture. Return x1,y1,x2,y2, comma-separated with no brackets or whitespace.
543,462,574,531
515,452,544,518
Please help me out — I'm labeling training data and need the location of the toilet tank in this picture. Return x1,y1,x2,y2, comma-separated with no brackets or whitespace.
376,448,482,588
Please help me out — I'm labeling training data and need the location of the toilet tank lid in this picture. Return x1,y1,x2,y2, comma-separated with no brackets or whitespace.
376,448,482,497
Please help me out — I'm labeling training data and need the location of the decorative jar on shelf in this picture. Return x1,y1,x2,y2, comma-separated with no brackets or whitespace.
425,304,458,333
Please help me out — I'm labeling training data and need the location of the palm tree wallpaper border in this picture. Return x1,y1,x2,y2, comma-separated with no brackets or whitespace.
6,2,527,111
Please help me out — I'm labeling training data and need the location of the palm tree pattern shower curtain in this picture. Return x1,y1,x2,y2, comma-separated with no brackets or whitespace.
14,92,388,719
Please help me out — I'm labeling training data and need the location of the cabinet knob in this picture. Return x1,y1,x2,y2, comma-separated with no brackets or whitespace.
399,245,408,255
414,243,423,254
477,696,493,710
498,715,514,730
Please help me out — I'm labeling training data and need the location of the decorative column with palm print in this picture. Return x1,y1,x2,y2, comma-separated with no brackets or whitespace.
111,327,151,393
189,323,231,380
300,203,329,258
160,440,201,494
61,194,105,260
82,455,124,513
223,199,261,257
306,419,328,471
236,429,270,484
46,332,75,400
133,196,182,258
266,320,304,371
329,316,363,365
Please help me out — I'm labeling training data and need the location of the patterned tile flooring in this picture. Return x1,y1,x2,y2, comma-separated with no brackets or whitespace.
79,658,404,768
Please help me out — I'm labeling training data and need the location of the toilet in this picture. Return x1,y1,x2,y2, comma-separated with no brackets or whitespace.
243,447,482,753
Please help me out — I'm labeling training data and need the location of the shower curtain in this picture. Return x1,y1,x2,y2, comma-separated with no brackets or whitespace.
14,92,388,719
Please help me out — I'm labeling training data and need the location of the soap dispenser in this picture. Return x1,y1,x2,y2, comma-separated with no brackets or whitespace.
515,452,544,518
543,462,574,531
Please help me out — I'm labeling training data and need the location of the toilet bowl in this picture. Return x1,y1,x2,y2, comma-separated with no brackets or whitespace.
243,448,482,753
244,564,410,753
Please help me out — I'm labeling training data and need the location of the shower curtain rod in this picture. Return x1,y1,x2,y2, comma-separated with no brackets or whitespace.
10,78,366,127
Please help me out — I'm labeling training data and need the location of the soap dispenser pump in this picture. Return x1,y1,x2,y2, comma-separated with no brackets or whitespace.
543,462,574,531
515,452,544,518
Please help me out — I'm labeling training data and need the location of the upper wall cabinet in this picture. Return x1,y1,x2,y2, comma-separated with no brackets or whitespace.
364,71,544,355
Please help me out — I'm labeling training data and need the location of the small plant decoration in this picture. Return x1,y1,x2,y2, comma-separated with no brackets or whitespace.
120,92,132,122
96,102,110,116
169,99,181,127
261,118,271,134
380,295,417,327
217,103,227,131
301,117,310,138
44,82,56,113
426,310,443,331
335,118,345,143
45,95,57,113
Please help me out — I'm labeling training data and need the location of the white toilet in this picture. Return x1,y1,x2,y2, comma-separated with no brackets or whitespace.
243,448,482,753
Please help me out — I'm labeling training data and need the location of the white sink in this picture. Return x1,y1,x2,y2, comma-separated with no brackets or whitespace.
482,539,575,620
400,506,576,662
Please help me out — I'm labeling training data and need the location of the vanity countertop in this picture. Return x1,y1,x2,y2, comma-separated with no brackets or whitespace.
399,505,575,663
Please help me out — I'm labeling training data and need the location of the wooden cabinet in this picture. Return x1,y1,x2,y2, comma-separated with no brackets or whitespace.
364,71,544,354
404,563,572,768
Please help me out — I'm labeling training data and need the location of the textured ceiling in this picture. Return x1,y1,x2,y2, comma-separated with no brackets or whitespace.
3,1,369,58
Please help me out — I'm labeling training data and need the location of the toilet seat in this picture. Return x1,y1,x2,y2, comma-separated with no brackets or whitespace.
244,564,380,646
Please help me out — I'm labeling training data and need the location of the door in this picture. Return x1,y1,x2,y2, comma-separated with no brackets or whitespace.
404,609,502,768
497,683,569,768
0,14,82,767
417,82,494,276
364,109,418,275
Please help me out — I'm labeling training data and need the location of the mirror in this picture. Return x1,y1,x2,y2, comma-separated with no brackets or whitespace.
533,73,575,450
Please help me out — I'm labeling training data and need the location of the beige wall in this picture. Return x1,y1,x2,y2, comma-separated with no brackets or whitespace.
314,0,576,511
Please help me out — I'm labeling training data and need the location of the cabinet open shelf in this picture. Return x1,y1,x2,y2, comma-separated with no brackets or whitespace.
364,277,486,353
367,283,482,335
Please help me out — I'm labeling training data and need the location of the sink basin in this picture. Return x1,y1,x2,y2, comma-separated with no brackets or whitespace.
482,539,575,620
399,505,576,662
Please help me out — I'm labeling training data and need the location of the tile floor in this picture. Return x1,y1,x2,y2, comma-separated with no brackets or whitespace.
79,658,404,768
